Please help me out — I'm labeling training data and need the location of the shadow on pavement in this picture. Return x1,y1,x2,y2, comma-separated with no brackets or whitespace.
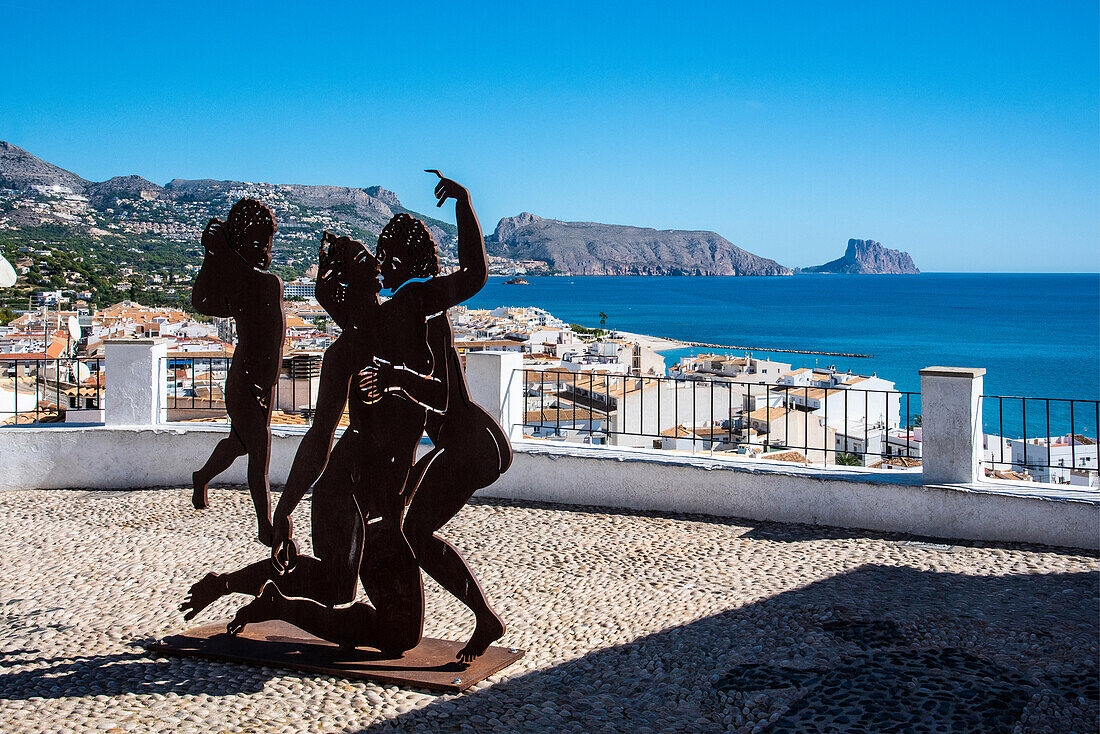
360,564,1099,733
0,649,270,700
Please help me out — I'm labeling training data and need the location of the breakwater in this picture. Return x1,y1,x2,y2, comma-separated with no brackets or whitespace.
677,340,873,358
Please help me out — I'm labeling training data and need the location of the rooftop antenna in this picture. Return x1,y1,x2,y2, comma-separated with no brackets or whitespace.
67,314,81,356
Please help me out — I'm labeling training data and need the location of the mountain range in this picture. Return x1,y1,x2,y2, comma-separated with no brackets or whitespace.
0,141,918,279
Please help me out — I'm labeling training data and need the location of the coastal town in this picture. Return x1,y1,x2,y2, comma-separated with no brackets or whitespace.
1,296,1094,486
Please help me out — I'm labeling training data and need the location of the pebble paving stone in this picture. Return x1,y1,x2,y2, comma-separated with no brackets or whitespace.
0,487,1096,733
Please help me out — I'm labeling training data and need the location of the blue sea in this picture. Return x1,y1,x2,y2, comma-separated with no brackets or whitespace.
467,273,1100,437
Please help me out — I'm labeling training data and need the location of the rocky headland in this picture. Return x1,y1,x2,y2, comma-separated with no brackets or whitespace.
802,239,920,274
487,212,792,276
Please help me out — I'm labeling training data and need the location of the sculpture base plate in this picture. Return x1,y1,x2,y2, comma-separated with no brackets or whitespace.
147,620,524,692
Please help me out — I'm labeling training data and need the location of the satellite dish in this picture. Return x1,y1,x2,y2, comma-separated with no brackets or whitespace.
0,254,16,287
67,315,81,342
70,361,91,383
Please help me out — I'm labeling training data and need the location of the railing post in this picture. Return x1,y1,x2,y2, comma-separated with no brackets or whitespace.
919,366,985,484
466,351,524,442
104,338,170,427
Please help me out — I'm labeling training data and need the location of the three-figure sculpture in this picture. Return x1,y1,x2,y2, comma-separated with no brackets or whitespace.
180,173,513,671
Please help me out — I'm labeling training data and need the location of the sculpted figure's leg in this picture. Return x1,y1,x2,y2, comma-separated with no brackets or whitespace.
192,433,247,509
246,385,276,545
228,493,403,651
304,449,365,606
229,583,384,649
404,429,507,661
359,516,424,655
182,454,363,622
224,382,276,545
356,467,423,656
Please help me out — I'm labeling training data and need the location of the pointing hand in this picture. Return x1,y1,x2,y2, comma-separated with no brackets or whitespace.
426,170,470,207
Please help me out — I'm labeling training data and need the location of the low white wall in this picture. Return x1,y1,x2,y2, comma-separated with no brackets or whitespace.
483,442,1099,549
0,426,1096,549
0,425,306,491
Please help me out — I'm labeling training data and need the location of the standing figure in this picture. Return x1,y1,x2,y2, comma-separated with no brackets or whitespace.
377,242,513,662
190,199,285,546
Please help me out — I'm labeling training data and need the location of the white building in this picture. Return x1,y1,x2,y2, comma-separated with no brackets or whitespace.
284,279,316,299
1010,435,1098,486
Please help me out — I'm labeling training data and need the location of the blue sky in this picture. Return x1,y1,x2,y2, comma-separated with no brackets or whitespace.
1,1,1096,272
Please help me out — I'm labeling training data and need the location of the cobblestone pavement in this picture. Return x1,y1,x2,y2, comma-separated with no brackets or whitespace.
0,487,1096,733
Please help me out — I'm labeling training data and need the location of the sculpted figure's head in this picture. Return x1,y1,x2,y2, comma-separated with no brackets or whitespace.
317,232,381,329
376,213,440,290
226,199,277,270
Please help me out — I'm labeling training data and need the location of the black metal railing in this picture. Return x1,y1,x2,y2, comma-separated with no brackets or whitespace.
0,357,104,426
163,355,231,423
517,368,920,468
161,355,317,426
982,394,1099,485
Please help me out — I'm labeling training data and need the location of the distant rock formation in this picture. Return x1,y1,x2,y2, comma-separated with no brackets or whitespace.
802,239,919,274
488,213,792,276
87,175,167,203
0,141,89,193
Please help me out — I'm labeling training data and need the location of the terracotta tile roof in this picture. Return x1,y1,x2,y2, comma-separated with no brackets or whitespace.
167,349,234,359
762,451,807,463
2,410,63,425
984,468,1034,481
748,407,788,422
565,374,656,399
868,457,922,468
525,407,602,424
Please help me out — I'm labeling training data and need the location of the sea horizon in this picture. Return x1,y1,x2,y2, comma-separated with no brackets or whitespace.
467,273,1100,410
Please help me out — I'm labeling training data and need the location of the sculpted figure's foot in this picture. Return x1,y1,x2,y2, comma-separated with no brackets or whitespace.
227,583,278,636
191,472,208,510
180,572,228,621
457,613,506,663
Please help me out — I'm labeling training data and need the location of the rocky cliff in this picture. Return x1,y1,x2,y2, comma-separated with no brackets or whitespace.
0,141,89,193
87,175,167,203
802,239,919,274
488,213,792,276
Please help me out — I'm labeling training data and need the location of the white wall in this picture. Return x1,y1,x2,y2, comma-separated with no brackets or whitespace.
482,442,1099,550
0,425,1094,549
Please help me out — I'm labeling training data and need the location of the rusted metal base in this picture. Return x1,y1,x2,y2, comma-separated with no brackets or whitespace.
147,620,524,693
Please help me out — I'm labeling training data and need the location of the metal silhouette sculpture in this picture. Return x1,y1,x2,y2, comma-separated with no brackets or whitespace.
191,199,286,546
396,300,513,662
169,174,519,687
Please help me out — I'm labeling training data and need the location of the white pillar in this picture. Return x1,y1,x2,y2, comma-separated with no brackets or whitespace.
465,351,524,441
105,338,170,427
920,366,985,485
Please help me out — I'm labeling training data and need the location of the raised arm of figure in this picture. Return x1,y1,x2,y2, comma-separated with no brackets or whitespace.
192,219,233,317
398,174,488,316
270,340,353,564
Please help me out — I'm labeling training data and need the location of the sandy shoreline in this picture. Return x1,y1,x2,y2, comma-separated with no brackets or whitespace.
614,330,687,353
